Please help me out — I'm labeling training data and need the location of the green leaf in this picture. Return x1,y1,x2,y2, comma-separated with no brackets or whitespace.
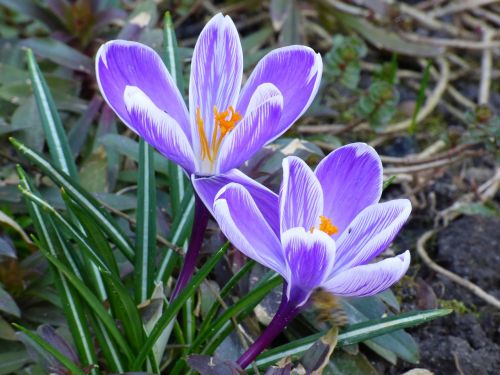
135,139,157,303
64,194,120,277
162,11,184,93
0,0,65,30
101,271,146,355
0,350,30,375
409,60,431,134
343,297,418,363
11,138,135,261
195,273,282,355
26,49,79,180
39,248,134,362
254,309,451,369
132,243,230,370
197,260,255,337
162,11,190,220
17,167,98,372
79,147,108,192
14,324,86,375
0,287,20,317
156,192,194,283
23,39,93,74
98,134,169,174
89,314,126,373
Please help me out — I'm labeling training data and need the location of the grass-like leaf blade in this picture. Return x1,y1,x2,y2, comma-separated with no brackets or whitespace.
135,139,157,303
17,167,98,373
14,324,86,375
26,49,79,180
132,243,229,369
254,308,452,369
10,137,135,261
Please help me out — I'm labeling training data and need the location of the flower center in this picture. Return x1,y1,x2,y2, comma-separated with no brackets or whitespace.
318,215,338,236
196,105,242,167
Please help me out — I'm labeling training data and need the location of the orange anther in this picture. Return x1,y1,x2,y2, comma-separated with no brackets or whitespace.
319,215,338,236
196,105,242,171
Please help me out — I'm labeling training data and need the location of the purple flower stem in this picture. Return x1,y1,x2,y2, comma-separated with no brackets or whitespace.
237,291,301,369
170,193,209,301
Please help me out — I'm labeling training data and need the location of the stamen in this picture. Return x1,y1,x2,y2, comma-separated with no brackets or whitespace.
319,215,338,236
196,105,242,169
196,108,211,161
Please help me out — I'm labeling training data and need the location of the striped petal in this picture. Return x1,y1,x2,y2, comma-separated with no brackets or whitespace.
283,228,335,306
280,157,323,235
214,183,285,275
189,13,243,160
315,143,383,237
323,251,410,297
96,40,190,141
333,200,412,273
192,168,280,236
124,86,195,173
216,83,283,173
237,46,322,134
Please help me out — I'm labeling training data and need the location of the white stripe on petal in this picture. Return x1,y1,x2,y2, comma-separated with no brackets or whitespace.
124,86,196,173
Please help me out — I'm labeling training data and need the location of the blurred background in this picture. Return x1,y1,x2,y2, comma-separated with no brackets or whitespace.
0,1,498,374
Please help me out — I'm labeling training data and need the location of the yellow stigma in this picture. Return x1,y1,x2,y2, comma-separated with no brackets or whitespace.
196,105,242,168
319,215,338,236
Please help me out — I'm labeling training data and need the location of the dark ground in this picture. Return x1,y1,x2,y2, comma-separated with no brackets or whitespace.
379,215,500,375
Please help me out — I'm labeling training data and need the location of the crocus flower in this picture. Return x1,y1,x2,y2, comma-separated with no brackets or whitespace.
200,143,411,368
95,13,322,298
95,13,322,177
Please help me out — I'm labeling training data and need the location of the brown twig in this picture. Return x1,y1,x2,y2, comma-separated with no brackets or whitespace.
417,229,500,310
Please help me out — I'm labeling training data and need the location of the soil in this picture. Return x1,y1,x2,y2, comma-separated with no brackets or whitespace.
384,215,500,375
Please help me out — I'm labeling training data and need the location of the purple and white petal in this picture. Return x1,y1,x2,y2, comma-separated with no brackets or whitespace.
237,46,322,134
96,40,191,140
315,143,383,236
214,183,285,275
192,168,280,236
282,228,335,306
216,83,283,173
189,13,243,156
124,86,195,173
280,157,323,235
323,251,410,297
333,200,411,273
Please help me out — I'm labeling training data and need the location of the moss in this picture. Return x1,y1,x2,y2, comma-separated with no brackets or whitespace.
438,299,475,315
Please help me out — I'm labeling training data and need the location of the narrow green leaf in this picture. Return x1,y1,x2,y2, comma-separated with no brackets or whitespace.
199,273,282,355
0,350,30,375
197,260,255,337
382,176,396,191
254,309,452,369
135,139,157,303
89,314,126,373
64,194,120,277
169,192,195,246
26,49,79,180
132,243,229,370
101,271,146,354
39,248,134,361
19,183,147,358
0,0,65,30
17,166,98,373
409,60,431,135
14,324,86,375
162,11,184,95
11,137,135,261
155,248,179,285
156,193,194,282
23,39,93,74
162,11,190,219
